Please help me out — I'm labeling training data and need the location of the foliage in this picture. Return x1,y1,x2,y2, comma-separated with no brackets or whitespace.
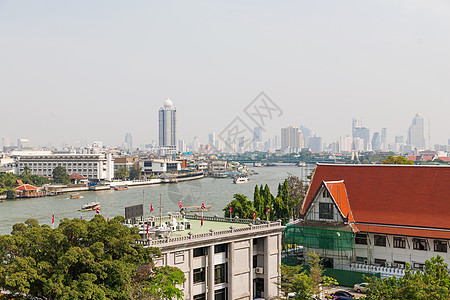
277,252,338,300
0,216,185,300
223,194,253,219
0,172,49,190
307,252,338,298
382,155,415,165
364,255,450,300
129,163,143,180
132,266,186,300
115,166,130,180
52,166,71,184
223,175,307,222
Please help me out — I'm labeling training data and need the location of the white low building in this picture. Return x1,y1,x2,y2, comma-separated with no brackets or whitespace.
139,159,181,177
140,215,284,299
12,153,114,181
287,164,450,278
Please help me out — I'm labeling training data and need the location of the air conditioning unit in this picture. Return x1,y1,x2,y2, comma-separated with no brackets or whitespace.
255,267,264,274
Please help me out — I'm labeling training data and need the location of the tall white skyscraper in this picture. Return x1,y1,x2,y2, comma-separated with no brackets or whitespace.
124,133,132,152
407,113,425,149
381,128,388,151
158,99,177,150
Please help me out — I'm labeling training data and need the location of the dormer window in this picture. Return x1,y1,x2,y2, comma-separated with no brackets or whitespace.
319,203,333,219
322,190,329,198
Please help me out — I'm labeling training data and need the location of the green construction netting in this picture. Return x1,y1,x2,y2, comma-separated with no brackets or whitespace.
284,223,354,251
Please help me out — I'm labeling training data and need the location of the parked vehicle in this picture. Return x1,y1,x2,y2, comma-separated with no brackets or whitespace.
328,290,354,300
353,282,368,293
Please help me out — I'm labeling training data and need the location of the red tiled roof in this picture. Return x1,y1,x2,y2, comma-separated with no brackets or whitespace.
70,173,87,180
421,156,433,161
406,155,419,162
323,181,354,223
15,184,39,191
302,164,450,230
436,157,450,162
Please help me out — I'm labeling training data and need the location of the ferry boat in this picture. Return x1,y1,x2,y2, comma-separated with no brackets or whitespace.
114,185,128,191
70,193,82,199
79,202,101,211
233,176,250,184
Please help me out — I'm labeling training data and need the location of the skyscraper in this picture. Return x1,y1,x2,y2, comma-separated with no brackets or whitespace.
159,99,177,150
381,128,388,151
407,113,425,149
281,126,303,152
371,132,381,151
124,133,133,152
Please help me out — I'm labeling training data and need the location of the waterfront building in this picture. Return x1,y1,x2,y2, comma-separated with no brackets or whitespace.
140,215,284,299
139,159,181,177
12,153,114,181
159,99,178,151
407,113,425,150
285,164,450,279
114,157,139,172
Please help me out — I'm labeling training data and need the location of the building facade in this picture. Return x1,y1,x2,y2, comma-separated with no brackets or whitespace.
287,164,450,278
140,216,284,299
159,99,178,150
13,153,114,181
281,126,303,153
407,113,425,150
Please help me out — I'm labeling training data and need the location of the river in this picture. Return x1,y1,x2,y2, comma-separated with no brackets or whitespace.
0,165,315,235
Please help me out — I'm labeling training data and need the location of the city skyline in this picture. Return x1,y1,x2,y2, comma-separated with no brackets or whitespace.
2,1,450,147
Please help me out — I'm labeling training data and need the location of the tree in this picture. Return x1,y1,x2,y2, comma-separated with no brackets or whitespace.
223,194,253,219
52,166,71,184
382,155,414,165
365,255,450,299
115,166,130,180
307,252,338,299
129,163,143,180
287,174,307,219
0,216,185,300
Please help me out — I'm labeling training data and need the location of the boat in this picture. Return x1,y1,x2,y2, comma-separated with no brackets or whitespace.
233,176,250,184
70,193,82,199
180,205,213,213
114,185,128,191
79,202,101,211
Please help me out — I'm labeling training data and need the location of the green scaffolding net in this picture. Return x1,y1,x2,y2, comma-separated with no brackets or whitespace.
284,223,354,251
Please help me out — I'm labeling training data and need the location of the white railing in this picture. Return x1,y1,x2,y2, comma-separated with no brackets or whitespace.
351,263,406,277
136,218,283,247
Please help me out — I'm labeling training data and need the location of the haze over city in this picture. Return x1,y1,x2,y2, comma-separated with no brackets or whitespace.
2,0,450,147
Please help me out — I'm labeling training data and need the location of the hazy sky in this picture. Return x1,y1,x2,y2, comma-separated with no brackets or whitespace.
1,0,450,148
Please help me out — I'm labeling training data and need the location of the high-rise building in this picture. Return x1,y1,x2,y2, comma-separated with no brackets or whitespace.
352,118,362,137
340,136,353,153
307,135,323,153
407,113,425,149
125,133,133,152
253,127,262,143
381,128,388,151
372,132,381,151
352,118,371,151
159,99,178,150
281,126,303,152
208,132,215,145
17,139,30,150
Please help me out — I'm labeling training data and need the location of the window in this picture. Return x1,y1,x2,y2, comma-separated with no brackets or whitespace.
193,268,205,284
374,235,386,247
214,288,227,300
322,190,329,198
144,161,152,167
434,240,447,253
319,203,333,219
214,244,227,254
253,255,257,267
356,256,367,263
193,293,206,300
414,263,425,271
355,233,368,245
393,237,406,249
374,259,386,267
214,263,227,284
413,238,427,251
394,261,406,268
193,247,207,257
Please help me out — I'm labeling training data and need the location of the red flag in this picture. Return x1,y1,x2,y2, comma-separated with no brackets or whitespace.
201,202,205,210
146,221,149,235
52,213,54,224
253,211,255,220
107,216,110,222
150,203,153,212
96,208,100,214
267,206,270,215
178,200,182,209
229,204,232,215
201,216,203,227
